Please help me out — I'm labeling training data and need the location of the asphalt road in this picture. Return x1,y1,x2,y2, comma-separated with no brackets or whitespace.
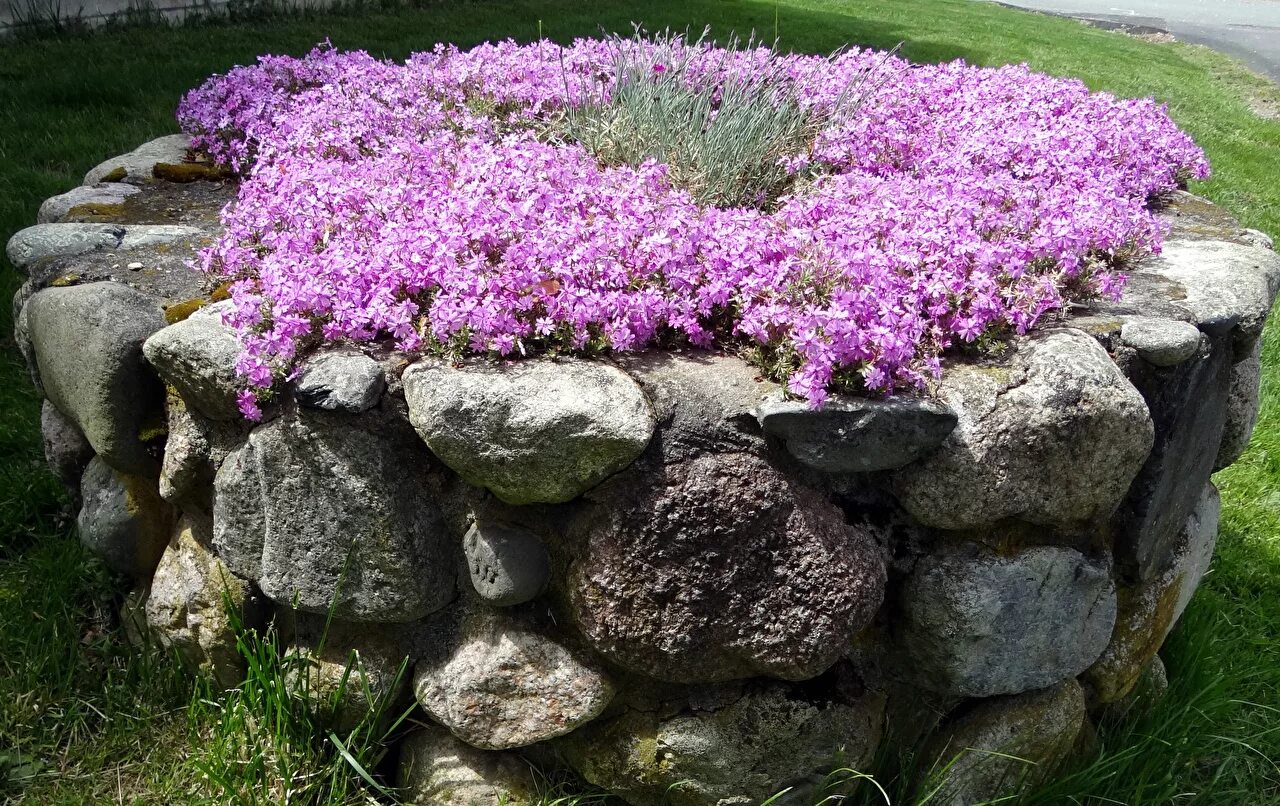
993,0,1280,82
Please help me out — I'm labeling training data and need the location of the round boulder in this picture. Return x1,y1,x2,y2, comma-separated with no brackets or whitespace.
894,329,1154,531
567,451,886,683
402,359,655,505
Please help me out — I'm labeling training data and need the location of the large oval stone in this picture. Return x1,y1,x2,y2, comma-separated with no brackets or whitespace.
897,544,1116,698
402,359,655,504
567,451,886,683
893,329,1154,531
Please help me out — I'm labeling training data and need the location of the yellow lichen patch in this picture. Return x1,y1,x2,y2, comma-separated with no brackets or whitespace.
152,161,228,183
100,166,128,183
164,297,210,324
64,201,127,221
49,273,83,287
1085,574,1182,703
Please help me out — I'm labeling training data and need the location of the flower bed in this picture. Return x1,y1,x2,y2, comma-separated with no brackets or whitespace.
177,37,1208,417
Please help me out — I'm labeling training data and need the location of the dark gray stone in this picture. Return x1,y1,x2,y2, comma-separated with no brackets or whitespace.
898,544,1116,698
78,456,174,578
41,400,94,496
143,301,243,421
25,282,167,476
1216,341,1262,470
894,329,1154,531
567,451,886,683
756,393,956,473
402,359,655,504
1114,334,1230,580
294,349,385,413
463,518,550,607
212,407,454,622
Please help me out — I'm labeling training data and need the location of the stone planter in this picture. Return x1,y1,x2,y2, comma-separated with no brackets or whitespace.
10,134,1279,805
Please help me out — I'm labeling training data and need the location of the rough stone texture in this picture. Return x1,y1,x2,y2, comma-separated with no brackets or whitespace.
13,283,41,392
463,518,550,607
1242,228,1275,251
1144,239,1280,348
143,301,243,421
41,400,95,497
6,223,203,275
38,183,142,224
1216,341,1263,470
397,726,537,806
1099,655,1169,724
893,329,1154,531
562,675,885,806
1119,317,1203,367
78,456,174,578
294,349,385,413
898,544,1117,698
413,609,615,750
145,519,255,689
916,680,1086,806
287,617,410,733
26,282,167,476
402,359,655,504
756,393,957,473
1114,334,1229,580
159,396,246,523
568,451,886,683
1085,485,1219,704
83,133,193,185
613,350,775,460
212,407,454,622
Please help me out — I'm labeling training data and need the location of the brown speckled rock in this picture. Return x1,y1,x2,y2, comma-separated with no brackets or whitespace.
568,451,886,683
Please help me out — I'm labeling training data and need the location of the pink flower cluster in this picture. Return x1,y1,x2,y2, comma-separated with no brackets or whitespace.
178,40,1208,418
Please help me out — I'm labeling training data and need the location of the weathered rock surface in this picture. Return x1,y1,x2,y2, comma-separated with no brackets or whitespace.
568,451,886,683
757,393,957,473
397,726,537,806
1099,655,1169,724
1119,317,1202,367
1216,341,1263,469
78,456,174,578
38,183,142,224
562,676,885,806
463,519,550,607
41,400,95,497
6,223,203,275
13,283,41,392
287,617,410,732
402,359,655,504
898,544,1116,697
143,301,243,420
145,519,255,689
83,133,193,185
413,610,615,750
159,396,246,522
26,282,166,476
294,350,385,413
916,680,1086,806
1145,239,1280,348
613,351,774,460
213,408,454,622
894,329,1154,531
1114,335,1229,580
1085,485,1218,704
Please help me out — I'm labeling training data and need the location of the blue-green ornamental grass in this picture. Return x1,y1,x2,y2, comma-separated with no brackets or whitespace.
1,0,1279,803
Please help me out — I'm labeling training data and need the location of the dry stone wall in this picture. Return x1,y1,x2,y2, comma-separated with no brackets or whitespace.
10,134,1280,805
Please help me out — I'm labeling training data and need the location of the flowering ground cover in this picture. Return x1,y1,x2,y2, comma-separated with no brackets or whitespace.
179,36,1209,418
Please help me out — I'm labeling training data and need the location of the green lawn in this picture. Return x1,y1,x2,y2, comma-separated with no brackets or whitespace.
2,1,1279,803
